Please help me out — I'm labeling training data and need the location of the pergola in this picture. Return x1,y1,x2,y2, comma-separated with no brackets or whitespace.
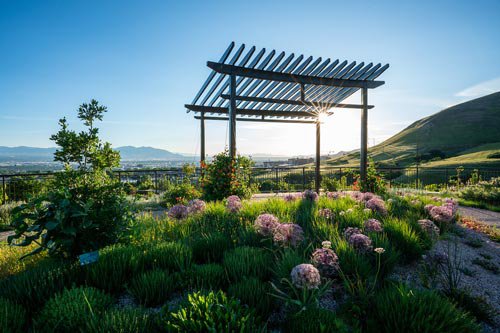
186,42,389,192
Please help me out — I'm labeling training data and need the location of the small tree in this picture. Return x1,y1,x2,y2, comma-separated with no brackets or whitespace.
9,100,131,259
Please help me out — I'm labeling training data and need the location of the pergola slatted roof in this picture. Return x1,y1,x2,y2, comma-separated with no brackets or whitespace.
186,42,389,120
186,42,389,191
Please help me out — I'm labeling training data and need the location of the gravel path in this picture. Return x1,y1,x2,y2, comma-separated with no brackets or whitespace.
459,207,500,227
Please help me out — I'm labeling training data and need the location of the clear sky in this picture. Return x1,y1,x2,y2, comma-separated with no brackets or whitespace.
1,0,499,157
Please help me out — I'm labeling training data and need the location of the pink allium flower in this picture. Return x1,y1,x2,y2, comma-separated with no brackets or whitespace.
343,227,362,240
273,223,304,247
365,198,387,215
302,190,319,202
254,213,279,237
417,219,440,240
350,191,364,202
187,199,206,214
318,208,334,220
327,191,346,199
424,204,435,214
283,193,298,202
348,233,373,253
226,195,242,213
429,205,454,223
311,248,339,277
364,218,383,232
362,192,377,201
168,204,189,219
374,247,385,254
290,264,321,289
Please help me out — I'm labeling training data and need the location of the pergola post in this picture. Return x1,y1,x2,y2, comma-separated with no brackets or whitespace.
360,87,368,184
200,112,205,165
315,119,321,193
228,74,237,159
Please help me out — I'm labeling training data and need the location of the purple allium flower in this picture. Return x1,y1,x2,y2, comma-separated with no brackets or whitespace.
417,219,440,240
254,213,279,237
429,205,454,223
273,223,304,247
311,248,339,277
364,218,383,232
290,264,321,289
283,193,298,202
424,204,435,214
302,190,319,202
343,227,362,240
187,199,206,214
318,208,334,220
348,233,373,253
365,198,387,215
168,204,189,219
350,191,364,202
226,195,242,213
362,192,377,202
444,198,458,215
327,191,346,199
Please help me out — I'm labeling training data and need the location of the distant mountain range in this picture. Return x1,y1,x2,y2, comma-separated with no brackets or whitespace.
0,146,186,162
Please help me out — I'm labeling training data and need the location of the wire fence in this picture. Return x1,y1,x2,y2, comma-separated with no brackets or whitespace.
1,166,500,204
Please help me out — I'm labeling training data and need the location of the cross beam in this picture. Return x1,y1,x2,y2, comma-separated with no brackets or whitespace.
220,94,374,109
207,61,385,89
194,116,316,124
185,104,328,119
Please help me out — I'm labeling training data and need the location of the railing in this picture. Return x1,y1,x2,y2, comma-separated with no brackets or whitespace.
1,166,500,204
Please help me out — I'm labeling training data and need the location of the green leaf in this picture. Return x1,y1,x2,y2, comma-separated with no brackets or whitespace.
46,221,59,231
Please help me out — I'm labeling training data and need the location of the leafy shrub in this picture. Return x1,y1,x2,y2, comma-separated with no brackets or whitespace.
87,308,157,333
228,277,275,317
162,290,262,332
35,286,114,333
383,218,423,262
459,177,500,206
0,202,20,231
223,246,272,281
85,245,141,294
163,182,201,206
128,270,181,307
367,284,480,333
201,150,255,201
140,241,192,272
191,232,232,263
259,179,290,192
6,176,49,202
186,263,227,290
0,297,27,333
445,289,496,325
284,308,350,333
273,248,307,282
321,176,343,192
9,100,131,259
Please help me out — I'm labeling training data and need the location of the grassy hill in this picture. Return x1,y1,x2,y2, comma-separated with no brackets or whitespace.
325,91,500,168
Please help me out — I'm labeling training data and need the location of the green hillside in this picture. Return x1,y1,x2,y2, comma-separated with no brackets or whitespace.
325,91,500,168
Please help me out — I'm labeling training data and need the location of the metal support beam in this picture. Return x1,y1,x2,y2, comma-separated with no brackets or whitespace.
195,116,316,124
207,61,385,89
200,112,205,165
220,94,374,109
229,74,237,159
185,104,323,118
315,120,321,194
360,87,368,184
300,84,305,102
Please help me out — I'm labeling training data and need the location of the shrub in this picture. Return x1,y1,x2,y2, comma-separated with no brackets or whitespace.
87,308,156,333
383,218,423,262
162,290,262,332
223,246,272,281
284,308,350,333
367,284,480,333
186,263,227,290
191,232,232,263
140,241,192,272
459,177,500,206
0,297,27,333
445,289,496,325
273,248,307,282
128,270,181,307
35,286,114,333
163,182,201,206
228,277,275,317
201,150,255,201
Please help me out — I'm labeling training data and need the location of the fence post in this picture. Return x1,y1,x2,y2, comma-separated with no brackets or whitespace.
2,176,5,204
445,168,449,189
416,166,419,189
154,171,158,194
302,167,306,191
117,171,121,183
389,168,392,189
275,168,279,193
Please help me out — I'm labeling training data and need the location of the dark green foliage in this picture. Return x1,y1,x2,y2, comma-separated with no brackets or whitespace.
163,182,201,206
201,150,256,201
367,285,480,333
162,290,262,332
223,246,272,281
383,218,423,262
334,240,372,280
284,308,350,333
273,248,307,282
0,297,27,333
191,232,232,263
140,241,192,272
0,260,78,312
128,270,181,307
87,308,157,333
459,177,500,206
186,263,227,290
370,233,401,278
228,277,275,317
85,245,141,294
445,289,496,325
35,286,114,333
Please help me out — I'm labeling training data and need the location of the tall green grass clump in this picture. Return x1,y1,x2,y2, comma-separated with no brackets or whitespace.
228,277,275,317
284,308,350,333
0,297,27,333
35,286,114,333
128,270,181,307
191,232,232,263
383,218,423,262
223,246,272,281
162,290,262,332
87,308,157,333
186,263,227,290
140,241,192,272
367,284,480,333
273,247,307,282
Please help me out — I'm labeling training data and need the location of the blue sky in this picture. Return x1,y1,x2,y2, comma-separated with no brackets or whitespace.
1,0,499,157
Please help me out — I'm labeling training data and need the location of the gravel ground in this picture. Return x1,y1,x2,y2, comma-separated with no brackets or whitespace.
459,206,500,227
